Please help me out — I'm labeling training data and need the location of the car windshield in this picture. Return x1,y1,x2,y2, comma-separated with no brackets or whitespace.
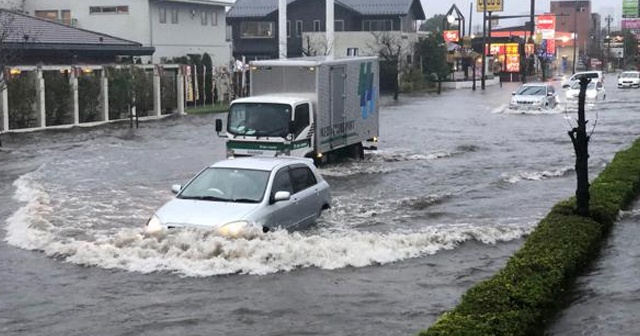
570,82,596,90
228,103,291,137
515,86,547,96
621,72,639,78
178,167,270,203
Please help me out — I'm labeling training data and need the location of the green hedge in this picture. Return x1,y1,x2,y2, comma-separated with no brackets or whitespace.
419,138,640,336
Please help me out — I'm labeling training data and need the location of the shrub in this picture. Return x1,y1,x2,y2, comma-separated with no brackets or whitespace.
78,72,102,122
7,71,37,129
43,71,73,126
419,138,640,336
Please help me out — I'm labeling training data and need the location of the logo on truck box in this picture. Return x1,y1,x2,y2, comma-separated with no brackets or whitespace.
358,62,376,120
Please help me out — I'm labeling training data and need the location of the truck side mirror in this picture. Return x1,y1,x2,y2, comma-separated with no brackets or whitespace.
215,119,223,133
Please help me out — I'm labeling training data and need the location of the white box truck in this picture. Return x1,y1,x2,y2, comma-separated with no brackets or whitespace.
215,56,379,165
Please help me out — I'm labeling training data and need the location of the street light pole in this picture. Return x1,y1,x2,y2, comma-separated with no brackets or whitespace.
481,0,487,90
572,0,578,74
568,76,591,216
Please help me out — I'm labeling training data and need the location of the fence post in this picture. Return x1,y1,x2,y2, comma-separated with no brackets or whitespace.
1,85,8,132
37,67,46,128
153,64,162,116
71,67,80,125
177,66,185,115
101,67,109,122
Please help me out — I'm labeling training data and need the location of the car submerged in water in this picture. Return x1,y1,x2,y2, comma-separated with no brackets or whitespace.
145,157,331,237
617,71,640,88
565,80,606,102
509,83,558,110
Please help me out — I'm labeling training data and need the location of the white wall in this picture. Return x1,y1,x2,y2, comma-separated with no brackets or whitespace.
149,2,230,66
24,0,151,46
23,0,231,65
0,0,24,10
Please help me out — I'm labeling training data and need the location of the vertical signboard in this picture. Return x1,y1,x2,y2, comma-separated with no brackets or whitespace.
623,0,639,18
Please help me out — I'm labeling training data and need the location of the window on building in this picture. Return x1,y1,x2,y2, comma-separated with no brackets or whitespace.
287,20,291,37
334,20,344,32
346,47,358,56
170,8,179,24
61,10,71,25
296,20,303,37
240,21,274,38
226,25,232,41
313,20,321,32
362,20,393,31
35,10,58,21
159,6,166,23
89,6,129,14
201,11,207,25
211,11,218,26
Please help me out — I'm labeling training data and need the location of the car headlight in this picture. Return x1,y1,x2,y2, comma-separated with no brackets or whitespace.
145,215,164,234
218,220,250,237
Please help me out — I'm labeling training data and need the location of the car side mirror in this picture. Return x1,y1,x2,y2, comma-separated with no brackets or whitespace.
271,191,291,204
171,184,182,194
547,92,554,96
215,119,223,133
511,92,516,96
288,120,295,135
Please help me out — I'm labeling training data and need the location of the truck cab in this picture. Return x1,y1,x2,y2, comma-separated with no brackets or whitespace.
218,95,316,159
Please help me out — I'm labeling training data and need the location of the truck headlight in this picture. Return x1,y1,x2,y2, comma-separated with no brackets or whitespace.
145,215,164,234
218,220,249,237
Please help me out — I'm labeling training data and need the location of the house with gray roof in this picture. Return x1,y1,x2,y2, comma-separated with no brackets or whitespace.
226,0,426,59
15,0,234,65
0,9,154,64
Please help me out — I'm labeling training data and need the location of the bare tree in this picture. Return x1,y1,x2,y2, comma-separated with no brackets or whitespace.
368,31,412,100
300,35,318,57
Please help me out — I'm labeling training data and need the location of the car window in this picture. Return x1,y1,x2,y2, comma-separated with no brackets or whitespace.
515,86,546,95
294,103,310,137
179,167,270,203
548,86,555,94
289,166,317,194
272,168,293,196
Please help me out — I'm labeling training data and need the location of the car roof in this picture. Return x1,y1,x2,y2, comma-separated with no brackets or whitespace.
209,156,314,171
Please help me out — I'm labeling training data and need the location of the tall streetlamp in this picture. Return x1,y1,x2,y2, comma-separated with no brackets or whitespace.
572,0,578,74
481,1,487,90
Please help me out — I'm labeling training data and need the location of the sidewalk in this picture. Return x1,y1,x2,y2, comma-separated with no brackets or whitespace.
547,200,640,335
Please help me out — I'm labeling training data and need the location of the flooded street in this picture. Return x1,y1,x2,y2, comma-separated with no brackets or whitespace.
1,76,639,335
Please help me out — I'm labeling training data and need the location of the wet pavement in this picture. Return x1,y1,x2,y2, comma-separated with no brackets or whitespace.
1,76,638,335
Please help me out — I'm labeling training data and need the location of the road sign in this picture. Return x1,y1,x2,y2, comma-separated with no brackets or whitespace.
477,0,504,13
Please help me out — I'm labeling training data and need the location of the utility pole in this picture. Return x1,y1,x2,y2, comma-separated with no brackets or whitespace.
572,0,578,74
481,0,487,90
606,14,613,72
568,76,591,217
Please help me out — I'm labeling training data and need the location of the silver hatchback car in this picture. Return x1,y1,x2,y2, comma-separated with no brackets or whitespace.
145,157,331,237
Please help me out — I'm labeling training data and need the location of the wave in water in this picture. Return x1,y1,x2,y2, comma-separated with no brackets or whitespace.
500,166,574,184
4,172,533,277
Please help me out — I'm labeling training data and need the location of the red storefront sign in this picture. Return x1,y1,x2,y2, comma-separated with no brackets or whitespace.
443,30,460,42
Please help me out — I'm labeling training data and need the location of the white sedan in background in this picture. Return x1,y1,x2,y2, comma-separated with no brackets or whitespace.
565,80,606,102
617,71,640,88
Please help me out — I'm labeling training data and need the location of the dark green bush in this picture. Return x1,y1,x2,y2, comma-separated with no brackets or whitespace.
7,72,37,129
107,66,133,120
79,72,102,122
44,71,72,126
161,71,178,114
419,138,640,336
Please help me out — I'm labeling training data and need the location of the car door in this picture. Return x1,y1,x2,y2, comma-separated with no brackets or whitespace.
264,167,297,230
547,85,557,107
289,164,321,229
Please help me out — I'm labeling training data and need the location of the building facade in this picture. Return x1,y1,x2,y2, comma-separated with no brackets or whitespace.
226,0,425,59
550,0,592,54
17,0,233,65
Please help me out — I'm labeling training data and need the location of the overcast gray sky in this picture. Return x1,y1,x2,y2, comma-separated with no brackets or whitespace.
421,0,622,33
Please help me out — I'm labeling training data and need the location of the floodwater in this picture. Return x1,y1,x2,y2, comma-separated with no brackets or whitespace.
1,76,638,335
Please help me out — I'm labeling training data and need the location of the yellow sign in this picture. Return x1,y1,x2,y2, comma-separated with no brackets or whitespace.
477,0,504,13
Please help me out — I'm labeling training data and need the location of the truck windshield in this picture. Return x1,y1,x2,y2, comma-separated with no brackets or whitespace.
228,103,291,137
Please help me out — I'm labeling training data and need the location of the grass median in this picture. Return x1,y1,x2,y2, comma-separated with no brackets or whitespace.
419,138,640,336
